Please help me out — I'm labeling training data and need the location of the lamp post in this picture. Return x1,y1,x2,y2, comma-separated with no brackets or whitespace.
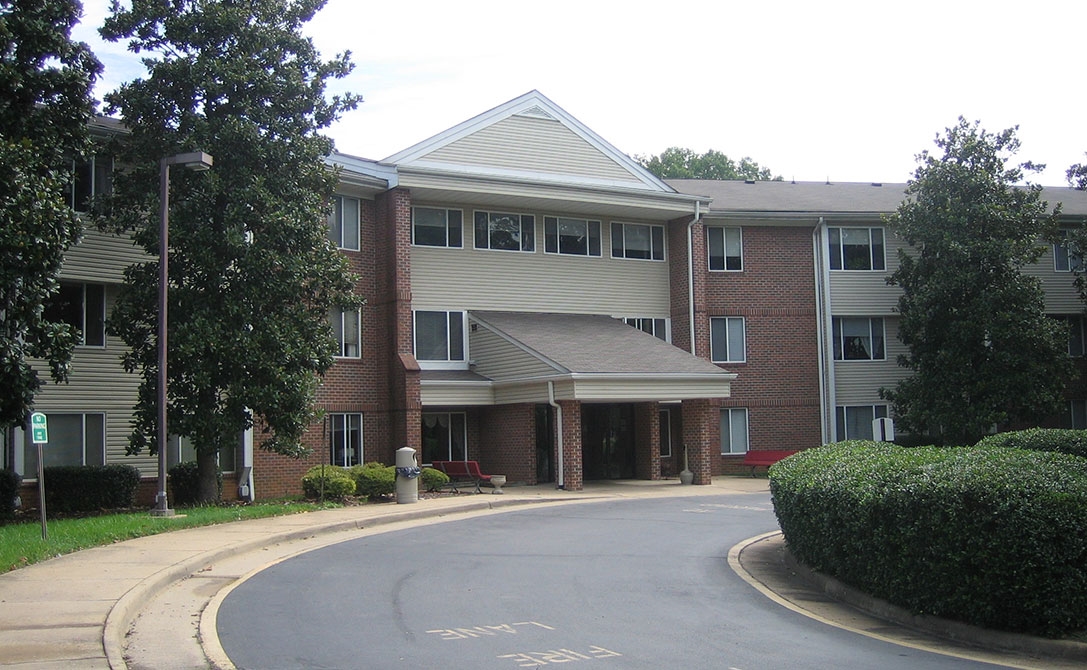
152,151,214,517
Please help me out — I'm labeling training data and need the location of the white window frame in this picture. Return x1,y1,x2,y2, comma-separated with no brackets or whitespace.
832,317,886,361
46,281,106,347
835,404,889,441
611,222,664,261
707,226,743,271
327,195,361,251
413,310,468,369
659,408,672,458
623,317,670,342
329,413,363,467
71,152,112,213
474,211,535,252
330,307,361,358
166,434,236,472
412,207,463,248
22,412,106,476
1055,229,1084,272
544,216,601,257
829,226,886,271
421,411,468,464
720,408,749,454
710,316,746,363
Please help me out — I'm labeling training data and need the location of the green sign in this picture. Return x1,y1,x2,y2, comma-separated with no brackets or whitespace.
30,412,48,444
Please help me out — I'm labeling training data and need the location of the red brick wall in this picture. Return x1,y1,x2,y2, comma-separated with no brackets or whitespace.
478,404,536,484
558,400,583,490
633,402,660,480
681,398,715,484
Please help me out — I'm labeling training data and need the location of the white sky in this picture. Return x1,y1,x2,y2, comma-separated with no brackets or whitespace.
73,0,1087,185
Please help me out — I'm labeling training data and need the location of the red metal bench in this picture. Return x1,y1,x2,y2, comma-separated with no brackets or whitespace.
741,450,798,477
432,460,493,494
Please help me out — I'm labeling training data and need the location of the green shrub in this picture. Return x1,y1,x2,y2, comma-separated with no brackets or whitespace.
301,465,355,500
351,462,395,499
975,428,1087,459
770,441,1087,637
421,467,449,492
0,469,21,520
168,461,223,506
42,465,141,514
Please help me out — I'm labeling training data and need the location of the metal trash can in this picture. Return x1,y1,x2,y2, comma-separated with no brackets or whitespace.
395,447,420,504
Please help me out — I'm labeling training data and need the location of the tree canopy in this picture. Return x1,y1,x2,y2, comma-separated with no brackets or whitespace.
0,0,100,428
100,0,362,500
881,118,1071,445
636,147,782,181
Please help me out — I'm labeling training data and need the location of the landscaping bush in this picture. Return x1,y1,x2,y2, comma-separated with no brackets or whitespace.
421,467,449,492
975,428,1087,459
301,464,355,500
0,469,21,520
770,441,1087,637
168,461,225,506
351,462,395,499
41,464,141,514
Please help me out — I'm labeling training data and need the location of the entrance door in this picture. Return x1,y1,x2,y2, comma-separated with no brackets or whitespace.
581,404,635,480
535,404,554,483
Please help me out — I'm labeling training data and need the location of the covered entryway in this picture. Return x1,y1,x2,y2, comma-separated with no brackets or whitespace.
582,403,636,480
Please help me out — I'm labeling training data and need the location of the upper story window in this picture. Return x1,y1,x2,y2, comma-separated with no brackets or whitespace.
1052,315,1086,356
72,153,112,213
623,317,669,342
330,307,361,358
832,317,885,361
544,216,600,256
44,282,105,346
611,222,664,261
475,211,535,252
414,310,466,364
1054,230,1084,272
829,227,885,271
413,207,463,248
707,227,742,271
327,195,360,251
710,316,746,363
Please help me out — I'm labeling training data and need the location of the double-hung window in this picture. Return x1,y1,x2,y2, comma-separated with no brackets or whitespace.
166,434,236,471
829,227,885,271
710,317,746,363
1055,230,1084,272
475,211,535,252
624,317,669,342
832,317,885,361
72,152,112,213
836,405,888,441
327,195,360,250
707,227,742,271
413,207,462,247
44,282,105,347
611,222,663,260
24,413,105,472
330,307,361,358
544,216,601,256
329,413,363,467
414,311,466,363
1052,315,1086,356
720,408,749,454
1066,400,1087,429
421,412,467,464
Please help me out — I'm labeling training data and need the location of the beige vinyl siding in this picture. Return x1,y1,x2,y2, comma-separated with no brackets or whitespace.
569,377,732,401
425,115,641,185
61,229,147,282
493,383,553,405
827,227,906,315
420,383,494,406
833,317,909,405
1026,245,1082,313
469,327,558,380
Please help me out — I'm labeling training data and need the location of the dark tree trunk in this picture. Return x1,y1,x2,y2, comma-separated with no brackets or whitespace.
196,450,220,504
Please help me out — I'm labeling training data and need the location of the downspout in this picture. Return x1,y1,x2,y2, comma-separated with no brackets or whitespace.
813,217,836,443
548,381,564,489
687,202,701,355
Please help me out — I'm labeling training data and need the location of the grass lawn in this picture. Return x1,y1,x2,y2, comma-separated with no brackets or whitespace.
0,500,339,574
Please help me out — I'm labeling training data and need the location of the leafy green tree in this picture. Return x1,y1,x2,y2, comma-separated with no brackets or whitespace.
1068,158,1087,191
636,147,782,181
0,0,100,428
882,118,1071,445
100,0,362,501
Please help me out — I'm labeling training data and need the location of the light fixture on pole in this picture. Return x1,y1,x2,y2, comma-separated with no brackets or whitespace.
152,151,214,517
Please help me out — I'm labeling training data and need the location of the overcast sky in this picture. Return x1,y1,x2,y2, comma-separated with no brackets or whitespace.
73,0,1087,186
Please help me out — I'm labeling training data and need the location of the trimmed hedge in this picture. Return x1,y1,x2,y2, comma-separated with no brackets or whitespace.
41,464,141,514
351,462,395,499
770,441,1087,637
421,467,449,492
0,469,21,520
168,461,224,506
301,465,355,500
975,428,1087,459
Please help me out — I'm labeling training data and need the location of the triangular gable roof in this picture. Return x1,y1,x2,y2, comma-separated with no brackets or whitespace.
383,90,675,194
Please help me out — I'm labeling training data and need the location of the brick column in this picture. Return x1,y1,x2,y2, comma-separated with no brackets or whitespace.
682,398,715,485
634,402,660,480
668,215,709,360
558,400,582,490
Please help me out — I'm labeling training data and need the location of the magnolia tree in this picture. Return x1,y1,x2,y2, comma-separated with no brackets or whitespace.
636,147,781,181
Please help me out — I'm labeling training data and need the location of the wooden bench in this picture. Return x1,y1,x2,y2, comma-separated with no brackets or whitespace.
742,450,798,477
432,460,493,494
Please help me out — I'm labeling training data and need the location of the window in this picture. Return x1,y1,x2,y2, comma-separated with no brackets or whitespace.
611,222,663,260
836,405,888,441
1055,230,1084,272
413,207,463,247
710,317,746,363
659,409,672,458
72,153,112,213
544,216,600,256
24,413,105,473
707,227,742,271
1053,315,1086,356
166,435,236,471
1066,400,1087,429
475,211,535,252
829,227,885,271
330,307,361,358
832,317,885,360
421,412,466,464
624,317,669,342
327,195,360,250
720,408,749,454
44,282,105,346
329,413,363,467
414,311,465,362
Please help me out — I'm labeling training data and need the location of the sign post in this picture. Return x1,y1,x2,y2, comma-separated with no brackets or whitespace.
30,412,48,540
